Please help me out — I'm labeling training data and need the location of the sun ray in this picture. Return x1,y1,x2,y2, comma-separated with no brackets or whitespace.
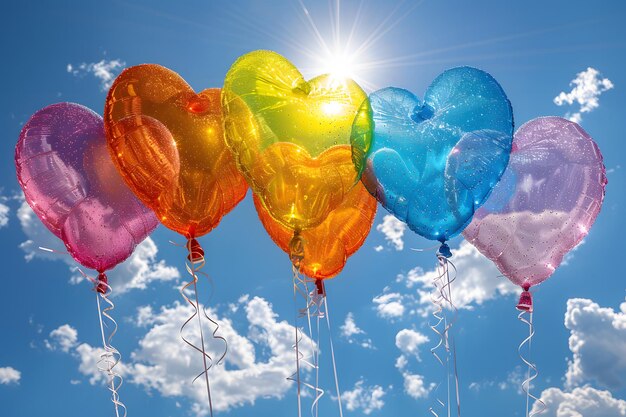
297,0,333,57
353,19,602,70
345,0,365,52
351,0,424,59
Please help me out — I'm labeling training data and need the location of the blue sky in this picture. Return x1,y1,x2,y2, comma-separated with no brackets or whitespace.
1,1,625,416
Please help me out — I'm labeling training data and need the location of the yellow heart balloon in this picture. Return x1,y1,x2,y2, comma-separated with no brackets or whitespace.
222,50,369,231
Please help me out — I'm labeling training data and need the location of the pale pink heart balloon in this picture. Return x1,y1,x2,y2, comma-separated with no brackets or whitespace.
463,117,607,290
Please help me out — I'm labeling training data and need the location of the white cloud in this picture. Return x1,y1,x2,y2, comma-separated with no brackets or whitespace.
499,366,526,394
0,203,9,228
46,324,78,353
395,355,408,370
564,298,626,390
467,366,527,394
554,67,614,123
18,200,179,295
530,296,626,416
341,312,364,338
607,165,621,175
372,291,406,319
71,237,180,295
135,305,156,327
342,379,387,414
18,200,67,262
398,240,518,315
394,355,432,400
394,330,433,400
0,367,21,385
534,386,626,417
401,372,431,400
69,296,316,414
67,59,125,91
395,329,429,361
340,313,374,349
376,215,406,251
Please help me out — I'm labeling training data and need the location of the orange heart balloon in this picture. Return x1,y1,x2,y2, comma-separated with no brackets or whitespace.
105,64,247,237
223,50,370,232
250,142,356,230
254,180,377,279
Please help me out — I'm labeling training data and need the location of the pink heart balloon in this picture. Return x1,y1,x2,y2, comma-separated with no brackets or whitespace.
15,103,158,272
463,117,607,290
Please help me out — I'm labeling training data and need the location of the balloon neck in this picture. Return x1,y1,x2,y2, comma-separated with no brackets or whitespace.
410,103,434,123
437,243,452,259
187,238,205,262
289,232,305,266
315,279,326,296
516,286,533,312
95,272,108,294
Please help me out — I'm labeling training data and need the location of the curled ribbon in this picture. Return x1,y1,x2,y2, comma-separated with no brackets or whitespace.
178,238,227,417
517,291,546,417
287,233,325,417
88,270,127,417
428,244,461,417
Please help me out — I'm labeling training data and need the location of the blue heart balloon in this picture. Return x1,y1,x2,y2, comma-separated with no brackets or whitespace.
352,67,514,242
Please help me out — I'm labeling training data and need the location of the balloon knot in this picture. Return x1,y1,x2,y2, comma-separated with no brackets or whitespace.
315,279,326,296
516,289,533,312
95,272,108,294
410,102,434,123
437,243,452,258
187,238,204,262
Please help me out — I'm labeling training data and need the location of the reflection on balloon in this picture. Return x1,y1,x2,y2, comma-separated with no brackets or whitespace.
352,67,514,241
223,50,370,231
254,180,377,279
15,103,158,272
105,64,247,237
463,117,607,289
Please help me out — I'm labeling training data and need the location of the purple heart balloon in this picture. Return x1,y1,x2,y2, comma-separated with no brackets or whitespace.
463,117,607,290
15,103,158,272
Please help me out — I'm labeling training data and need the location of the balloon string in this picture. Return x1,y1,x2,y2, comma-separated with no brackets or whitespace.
438,256,461,417
303,279,325,417
288,234,324,417
304,280,324,417
179,238,224,417
76,268,127,417
289,234,306,417
428,255,448,417
323,291,344,417
93,275,127,417
518,309,545,417
410,243,441,253
38,246,68,255
314,304,322,417
186,253,227,383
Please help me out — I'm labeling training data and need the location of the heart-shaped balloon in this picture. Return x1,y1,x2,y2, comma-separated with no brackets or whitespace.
15,103,158,272
222,50,369,231
105,64,248,238
254,179,377,279
351,67,514,241
463,117,607,289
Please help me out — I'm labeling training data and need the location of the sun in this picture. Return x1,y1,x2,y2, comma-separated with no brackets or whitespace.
320,51,357,81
